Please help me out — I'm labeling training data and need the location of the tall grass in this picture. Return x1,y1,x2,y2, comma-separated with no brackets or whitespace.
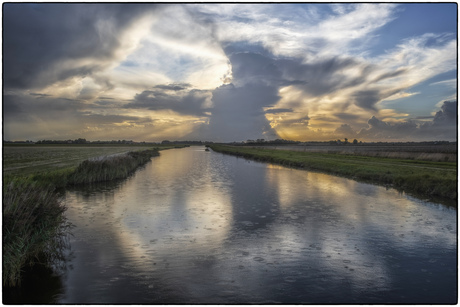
67,149,159,185
3,178,71,287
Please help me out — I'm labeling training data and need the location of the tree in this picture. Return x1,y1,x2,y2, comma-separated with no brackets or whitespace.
74,138,87,144
353,139,358,144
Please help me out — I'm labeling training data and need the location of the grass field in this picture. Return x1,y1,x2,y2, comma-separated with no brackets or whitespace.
3,144,179,177
251,143,457,162
4,145,147,176
210,144,457,205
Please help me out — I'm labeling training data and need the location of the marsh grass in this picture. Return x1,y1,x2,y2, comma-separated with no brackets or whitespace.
67,149,159,185
210,145,457,202
3,178,71,287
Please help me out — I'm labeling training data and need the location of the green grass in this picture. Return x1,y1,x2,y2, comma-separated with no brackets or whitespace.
210,145,457,203
3,144,182,177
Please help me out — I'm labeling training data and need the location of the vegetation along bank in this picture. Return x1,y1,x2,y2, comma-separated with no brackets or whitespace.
209,144,457,203
3,146,178,287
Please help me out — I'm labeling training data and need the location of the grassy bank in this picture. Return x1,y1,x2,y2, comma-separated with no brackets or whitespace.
209,145,457,203
3,146,172,287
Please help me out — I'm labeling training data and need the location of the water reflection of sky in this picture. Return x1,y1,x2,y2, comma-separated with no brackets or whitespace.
62,147,457,304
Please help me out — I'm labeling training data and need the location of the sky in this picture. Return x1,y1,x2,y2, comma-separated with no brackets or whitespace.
3,3,457,142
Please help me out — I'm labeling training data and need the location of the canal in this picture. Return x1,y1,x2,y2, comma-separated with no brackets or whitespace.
11,146,459,303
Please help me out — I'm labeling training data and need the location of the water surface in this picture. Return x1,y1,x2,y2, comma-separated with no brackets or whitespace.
56,146,457,303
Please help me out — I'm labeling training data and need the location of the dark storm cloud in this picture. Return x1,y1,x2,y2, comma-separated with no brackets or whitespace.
4,93,85,117
3,3,154,89
226,50,307,88
191,49,291,141
356,101,457,140
200,83,281,141
3,95,24,115
418,101,457,139
357,116,418,139
124,86,211,116
229,52,283,85
200,47,388,142
334,124,356,137
432,100,457,125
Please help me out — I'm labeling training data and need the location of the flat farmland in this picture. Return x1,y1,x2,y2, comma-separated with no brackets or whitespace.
3,145,157,177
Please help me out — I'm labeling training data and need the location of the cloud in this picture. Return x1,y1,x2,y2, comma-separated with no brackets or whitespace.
430,79,457,88
277,56,374,97
355,101,457,140
333,113,362,121
3,4,457,142
185,50,289,141
205,4,397,58
383,91,420,101
29,93,53,99
357,116,417,140
334,124,356,138
153,83,192,91
3,91,191,141
417,101,457,140
264,108,294,114
431,100,457,126
201,82,281,141
124,85,212,117
3,3,155,90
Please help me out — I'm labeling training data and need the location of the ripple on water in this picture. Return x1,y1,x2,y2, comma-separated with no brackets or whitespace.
284,276,297,283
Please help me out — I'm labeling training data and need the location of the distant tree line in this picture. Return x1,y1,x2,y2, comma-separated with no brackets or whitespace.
330,138,362,145
35,139,137,144
242,138,301,145
4,138,455,146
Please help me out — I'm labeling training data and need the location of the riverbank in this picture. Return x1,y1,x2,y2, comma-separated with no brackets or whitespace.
3,146,178,287
209,145,457,204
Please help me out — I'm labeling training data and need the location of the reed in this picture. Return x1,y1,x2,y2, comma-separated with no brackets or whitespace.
67,149,159,185
3,178,71,287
